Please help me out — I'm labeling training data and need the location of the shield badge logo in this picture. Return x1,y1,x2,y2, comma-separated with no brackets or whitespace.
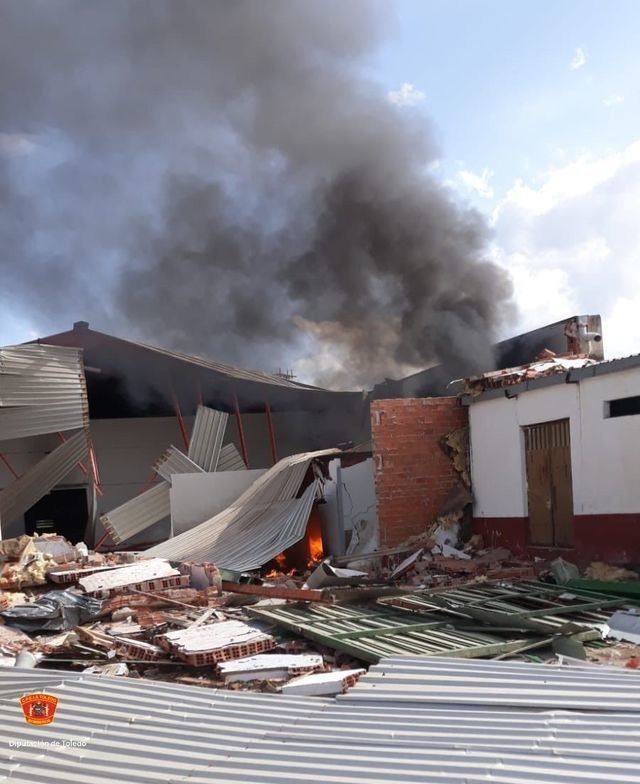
19,693,59,726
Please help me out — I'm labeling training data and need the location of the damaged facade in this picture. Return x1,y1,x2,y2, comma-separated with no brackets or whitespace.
465,352,640,563
0,313,640,784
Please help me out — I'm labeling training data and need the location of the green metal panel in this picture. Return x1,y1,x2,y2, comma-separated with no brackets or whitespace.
565,579,640,601
248,602,529,663
379,580,625,635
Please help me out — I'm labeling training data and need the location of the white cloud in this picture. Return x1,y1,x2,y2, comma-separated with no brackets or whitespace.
0,133,36,157
570,47,586,70
491,139,640,359
603,93,625,106
387,82,425,107
458,167,494,199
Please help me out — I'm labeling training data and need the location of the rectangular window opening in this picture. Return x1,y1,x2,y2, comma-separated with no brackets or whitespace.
606,395,640,418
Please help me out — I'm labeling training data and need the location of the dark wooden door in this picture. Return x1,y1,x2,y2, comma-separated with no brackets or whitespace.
523,419,574,547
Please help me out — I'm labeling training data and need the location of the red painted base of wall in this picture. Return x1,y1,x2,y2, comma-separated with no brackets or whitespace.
473,515,640,565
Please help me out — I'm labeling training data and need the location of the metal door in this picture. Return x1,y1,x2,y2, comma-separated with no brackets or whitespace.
523,419,574,546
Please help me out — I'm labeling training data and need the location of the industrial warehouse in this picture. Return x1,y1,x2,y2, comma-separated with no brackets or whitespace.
1,313,640,781
3,1,639,781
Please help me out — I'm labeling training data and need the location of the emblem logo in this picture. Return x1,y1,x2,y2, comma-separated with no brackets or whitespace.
19,693,59,726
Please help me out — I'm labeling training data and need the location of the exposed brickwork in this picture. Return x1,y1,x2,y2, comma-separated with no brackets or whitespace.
371,398,468,547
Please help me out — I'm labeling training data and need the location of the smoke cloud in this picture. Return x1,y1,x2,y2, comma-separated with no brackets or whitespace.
0,0,512,389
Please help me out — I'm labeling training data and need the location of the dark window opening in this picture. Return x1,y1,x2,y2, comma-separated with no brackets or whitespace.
24,487,89,543
607,395,640,418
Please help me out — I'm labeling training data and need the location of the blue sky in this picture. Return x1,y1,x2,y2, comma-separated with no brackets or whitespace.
375,0,639,193
368,0,640,357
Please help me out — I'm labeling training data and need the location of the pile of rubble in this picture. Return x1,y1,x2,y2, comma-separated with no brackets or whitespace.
2,532,640,692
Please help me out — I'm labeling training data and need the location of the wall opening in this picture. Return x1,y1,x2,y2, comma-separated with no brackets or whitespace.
606,395,640,419
24,486,89,543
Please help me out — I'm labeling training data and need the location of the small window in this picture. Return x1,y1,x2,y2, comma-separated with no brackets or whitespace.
605,395,640,418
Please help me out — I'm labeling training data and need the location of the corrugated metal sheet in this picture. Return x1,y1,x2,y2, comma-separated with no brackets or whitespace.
341,656,640,710
217,443,247,471
0,429,89,527
188,406,228,471
249,602,529,663
380,581,624,634
100,482,170,545
146,449,340,568
0,344,89,439
128,336,326,390
2,661,640,784
154,445,204,483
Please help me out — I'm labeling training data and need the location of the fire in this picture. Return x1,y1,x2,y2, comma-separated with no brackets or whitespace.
307,533,323,565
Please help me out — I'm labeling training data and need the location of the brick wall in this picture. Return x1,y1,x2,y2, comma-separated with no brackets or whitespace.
371,397,468,547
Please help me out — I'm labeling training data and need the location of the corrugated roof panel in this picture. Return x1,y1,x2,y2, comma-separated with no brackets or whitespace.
187,406,228,471
128,337,325,390
0,429,89,527
100,482,170,545
217,443,247,471
0,344,88,440
342,656,640,711
2,663,640,784
154,445,204,483
146,448,339,567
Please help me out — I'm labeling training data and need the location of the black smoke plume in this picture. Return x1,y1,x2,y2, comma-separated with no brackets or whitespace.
0,0,513,389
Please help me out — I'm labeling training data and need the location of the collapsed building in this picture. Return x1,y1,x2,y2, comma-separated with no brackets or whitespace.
0,321,370,561
0,313,620,570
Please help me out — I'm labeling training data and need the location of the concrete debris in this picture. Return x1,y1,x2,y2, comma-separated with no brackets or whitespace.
281,667,365,696
161,619,277,666
0,623,38,654
464,355,597,395
83,662,129,676
604,610,640,645
440,427,471,487
585,562,639,582
78,558,180,595
218,653,324,683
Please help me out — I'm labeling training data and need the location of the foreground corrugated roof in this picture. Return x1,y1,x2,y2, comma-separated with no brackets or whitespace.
340,654,640,711
2,658,640,784
146,449,339,568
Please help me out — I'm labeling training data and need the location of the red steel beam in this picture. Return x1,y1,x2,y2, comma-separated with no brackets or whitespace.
221,580,326,602
0,452,20,480
58,432,103,495
233,395,249,468
264,401,278,465
171,391,190,451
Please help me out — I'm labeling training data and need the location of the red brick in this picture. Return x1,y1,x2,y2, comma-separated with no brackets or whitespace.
371,397,468,547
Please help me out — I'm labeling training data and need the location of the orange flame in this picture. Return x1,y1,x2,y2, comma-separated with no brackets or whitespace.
307,534,323,566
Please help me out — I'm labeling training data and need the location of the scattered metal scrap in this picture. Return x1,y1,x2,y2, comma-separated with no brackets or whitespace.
99,405,231,544
248,601,530,663
147,449,340,569
379,580,627,636
187,405,229,471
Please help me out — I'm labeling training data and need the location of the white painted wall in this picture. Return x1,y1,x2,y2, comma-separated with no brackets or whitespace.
170,470,266,535
470,366,640,517
0,405,366,542
318,458,378,554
